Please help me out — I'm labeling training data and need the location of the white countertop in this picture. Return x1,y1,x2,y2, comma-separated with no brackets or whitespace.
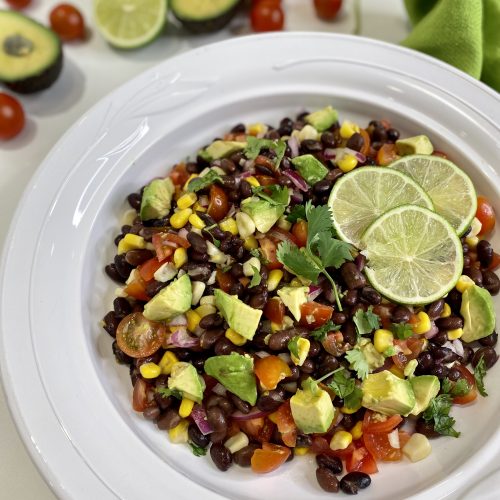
0,1,483,499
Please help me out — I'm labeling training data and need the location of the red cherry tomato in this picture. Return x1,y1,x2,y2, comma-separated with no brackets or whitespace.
216,269,235,293
291,220,308,248
6,0,32,9
254,355,292,390
488,251,500,271
274,401,297,447
124,277,150,302
0,93,25,140
362,411,403,462
259,237,283,270
116,312,166,358
476,196,496,236
169,163,190,186
132,378,149,412
264,297,285,324
376,143,399,166
313,0,342,20
452,363,477,405
346,446,378,474
239,417,274,443
251,443,290,474
207,185,229,221
299,301,333,328
251,1,285,32
49,3,86,41
152,233,175,262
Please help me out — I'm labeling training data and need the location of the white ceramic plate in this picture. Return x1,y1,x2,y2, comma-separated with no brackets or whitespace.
1,33,499,500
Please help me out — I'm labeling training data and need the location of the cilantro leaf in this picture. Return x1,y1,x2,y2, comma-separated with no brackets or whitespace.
187,170,222,192
250,248,261,259
249,265,262,288
345,348,370,380
244,136,287,167
383,346,397,357
317,234,353,269
288,336,301,358
276,241,322,282
310,320,341,342
344,386,363,410
189,442,207,457
156,387,182,400
353,306,381,337
327,369,355,399
305,203,333,248
390,322,414,340
287,205,306,223
423,394,460,437
252,185,290,206
474,356,488,397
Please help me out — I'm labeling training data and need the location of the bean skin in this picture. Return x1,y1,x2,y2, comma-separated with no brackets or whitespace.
210,443,232,471
316,454,343,474
125,248,155,266
268,328,307,351
316,467,340,493
233,444,260,467
482,271,500,295
340,472,371,494
199,313,223,329
200,329,224,350
465,267,483,286
188,424,210,448
477,239,493,267
479,332,498,347
341,262,367,289
257,390,285,412
472,347,498,369
105,263,126,283
360,286,382,305
343,289,358,306
187,232,208,253
391,306,411,323
157,409,180,431
427,299,445,320
435,316,463,330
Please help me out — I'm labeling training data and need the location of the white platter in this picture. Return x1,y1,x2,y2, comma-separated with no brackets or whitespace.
1,33,499,500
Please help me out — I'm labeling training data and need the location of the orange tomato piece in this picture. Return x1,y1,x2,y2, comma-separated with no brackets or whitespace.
346,446,379,474
138,257,164,282
274,401,297,447
488,251,500,271
251,443,290,474
259,237,283,270
476,196,496,236
170,164,190,186
264,297,285,324
363,411,402,434
124,278,149,302
376,143,399,166
216,269,235,293
359,129,371,157
254,355,292,390
291,220,308,248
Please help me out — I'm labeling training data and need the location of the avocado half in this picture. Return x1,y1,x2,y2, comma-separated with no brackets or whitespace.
170,0,242,34
0,10,63,94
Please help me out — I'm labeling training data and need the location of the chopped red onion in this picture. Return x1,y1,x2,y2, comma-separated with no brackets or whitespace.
308,285,323,301
191,405,213,435
334,412,344,426
169,327,200,348
424,322,439,339
167,314,187,327
344,147,366,163
283,169,308,192
290,190,304,204
231,407,270,421
323,148,340,160
178,228,189,240
452,339,465,358
288,136,299,158
198,195,209,207
388,429,400,449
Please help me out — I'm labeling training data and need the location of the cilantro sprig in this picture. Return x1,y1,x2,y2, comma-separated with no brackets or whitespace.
156,387,183,400
187,170,222,192
244,136,287,167
249,265,262,288
286,205,306,223
422,394,460,438
310,320,341,342
390,322,414,340
345,348,370,380
441,378,470,398
353,306,381,338
288,336,301,358
276,202,353,310
474,356,488,397
189,442,207,457
252,184,289,206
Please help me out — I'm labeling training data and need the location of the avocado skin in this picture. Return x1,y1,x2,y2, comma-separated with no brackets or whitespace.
5,46,63,94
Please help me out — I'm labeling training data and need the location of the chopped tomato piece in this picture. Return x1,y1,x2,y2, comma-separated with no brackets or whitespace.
264,297,286,324
363,431,402,462
476,196,496,236
138,257,164,282
152,233,175,262
274,401,297,447
132,378,149,412
216,269,235,293
124,278,150,302
259,237,283,270
251,443,290,473
376,143,399,166
299,302,333,329
255,175,278,186
240,418,275,444
346,446,379,474
208,185,229,222
363,411,402,434
254,355,292,390
432,150,448,159
488,252,500,271
268,227,298,246
291,220,308,248
452,364,477,405
359,129,371,157
170,164,190,186
165,232,190,248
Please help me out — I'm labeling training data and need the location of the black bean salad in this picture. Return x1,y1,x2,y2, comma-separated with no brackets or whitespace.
102,106,499,495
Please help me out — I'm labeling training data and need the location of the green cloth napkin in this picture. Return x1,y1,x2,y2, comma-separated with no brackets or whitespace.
402,0,500,92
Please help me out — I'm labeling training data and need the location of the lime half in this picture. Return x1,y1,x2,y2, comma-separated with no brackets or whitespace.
361,205,463,305
328,167,433,248
390,154,476,235
94,0,167,49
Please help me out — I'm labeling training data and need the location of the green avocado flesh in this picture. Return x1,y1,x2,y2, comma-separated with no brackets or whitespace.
171,0,241,32
0,10,63,93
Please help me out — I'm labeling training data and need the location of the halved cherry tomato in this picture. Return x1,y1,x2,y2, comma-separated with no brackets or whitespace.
363,411,403,461
138,257,164,282
363,410,402,434
264,297,285,324
208,185,229,222
273,401,297,447
152,233,175,262
359,129,371,157
251,443,290,473
254,355,292,390
346,446,378,474
299,301,333,329
6,0,31,8
116,312,166,358
322,331,345,356
164,232,190,248
251,1,285,32
216,269,235,293
476,196,496,236
239,417,275,443
132,378,149,412
452,363,477,405
49,3,86,41
169,163,190,186
313,0,342,20
268,227,298,246
255,175,278,186
291,220,308,248
488,251,500,271
259,237,283,270
376,143,399,166
124,277,149,302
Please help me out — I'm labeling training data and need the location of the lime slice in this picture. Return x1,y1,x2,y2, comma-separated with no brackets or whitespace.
361,205,463,305
390,154,477,235
93,0,167,49
328,167,434,247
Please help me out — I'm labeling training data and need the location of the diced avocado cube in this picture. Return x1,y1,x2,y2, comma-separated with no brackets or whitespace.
277,286,309,321
361,370,416,416
460,284,496,342
240,197,286,233
204,353,257,405
291,154,329,185
214,289,262,340
199,140,246,162
290,387,335,434
410,375,440,416
305,106,339,132
140,177,175,221
168,361,205,403
396,135,434,156
143,274,192,321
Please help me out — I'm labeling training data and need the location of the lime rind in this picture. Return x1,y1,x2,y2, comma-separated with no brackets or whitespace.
390,154,477,236
361,204,463,305
328,167,434,248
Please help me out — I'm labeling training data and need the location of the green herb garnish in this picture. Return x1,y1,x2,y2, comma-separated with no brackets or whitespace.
189,442,207,457
288,336,301,358
249,265,262,288
156,387,183,400
345,348,370,380
353,306,381,338
286,205,306,223
244,136,287,167
187,170,222,192
474,356,488,397
422,394,460,437
390,322,414,340
310,320,341,342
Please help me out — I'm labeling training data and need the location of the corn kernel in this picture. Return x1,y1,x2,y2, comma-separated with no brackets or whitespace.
183,174,198,191
412,311,431,335
189,213,206,230
186,309,201,332
170,208,192,229
168,419,190,444
340,121,360,139
191,281,206,306
246,176,260,188
447,328,463,340
193,201,206,213
465,236,479,249
277,216,292,231
225,328,247,346
267,270,284,292
374,329,394,353
294,447,309,456
290,337,310,366
159,351,179,375
456,275,475,293
196,304,217,318
337,154,358,173
402,433,431,462
177,192,197,210
350,421,363,440
172,247,187,269
117,233,146,254
389,364,405,379
330,431,353,451
247,122,267,136
139,362,161,379
179,397,195,418
244,236,259,250
236,212,256,239
219,217,238,235
440,303,452,318
271,322,282,333
225,432,249,454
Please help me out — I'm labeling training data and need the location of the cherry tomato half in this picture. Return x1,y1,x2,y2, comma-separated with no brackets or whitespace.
376,143,399,166
0,93,25,140
476,196,496,236
291,220,308,247
273,401,297,447
313,0,343,20
169,163,190,186
259,237,283,270
363,410,402,434
251,443,290,474
452,363,477,405
251,1,285,32
49,3,86,41
116,312,166,358
6,0,32,9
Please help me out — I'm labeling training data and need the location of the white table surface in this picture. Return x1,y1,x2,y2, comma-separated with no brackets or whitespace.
0,1,494,499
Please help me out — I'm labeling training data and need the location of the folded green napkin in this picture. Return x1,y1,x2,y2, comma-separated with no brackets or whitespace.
402,0,500,92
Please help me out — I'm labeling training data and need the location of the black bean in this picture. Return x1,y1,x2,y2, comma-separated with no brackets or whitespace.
319,131,335,148
317,354,340,377
210,429,228,444
316,454,343,474
127,192,142,210
145,280,167,298
316,467,340,493
229,282,244,296
417,352,434,371
371,126,387,142
479,332,498,347
206,395,234,416
460,345,474,365
229,393,251,414
430,364,449,379
113,297,132,318
308,340,321,358
346,132,364,152
257,390,285,412
185,162,199,174
300,358,316,374
188,424,210,448
390,305,411,324
432,331,449,346
239,180,252,199
186,263,212,281
114,234,124,246
343,289,358,306
313,179,332,194
447,367,461,381
426,299,445,320
218,158,236,174
214,337,240,355
463,255,472,268
331,312,347,325
249,293,267,309
477,240,494,267
105,263,126,283
326,168,344,183
229,263,244,279
465,267,483,286
233,444,260,467
482,271,500,295
268,328,306,351
342,321,358,346
124,249,154,266
157,409,181,430
415,418,439,438
278,117,294,136
472,347,498,369
360,286,382,305
190,250,209,262
447,289,462,313
114,254,133,280
433,346,458,363
301,139,323,152
435,316,463,330
354,254,366,272
340,413,358,431
341,262,366,289
386,128,400,142
103,311,120,337
199,313,223,330
112,340,132,365
187,232,208,253
231,123,245,134
206,406,228,433
142,406,160,420
296,434,312,448
210,443,232,471
282,364,300,382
